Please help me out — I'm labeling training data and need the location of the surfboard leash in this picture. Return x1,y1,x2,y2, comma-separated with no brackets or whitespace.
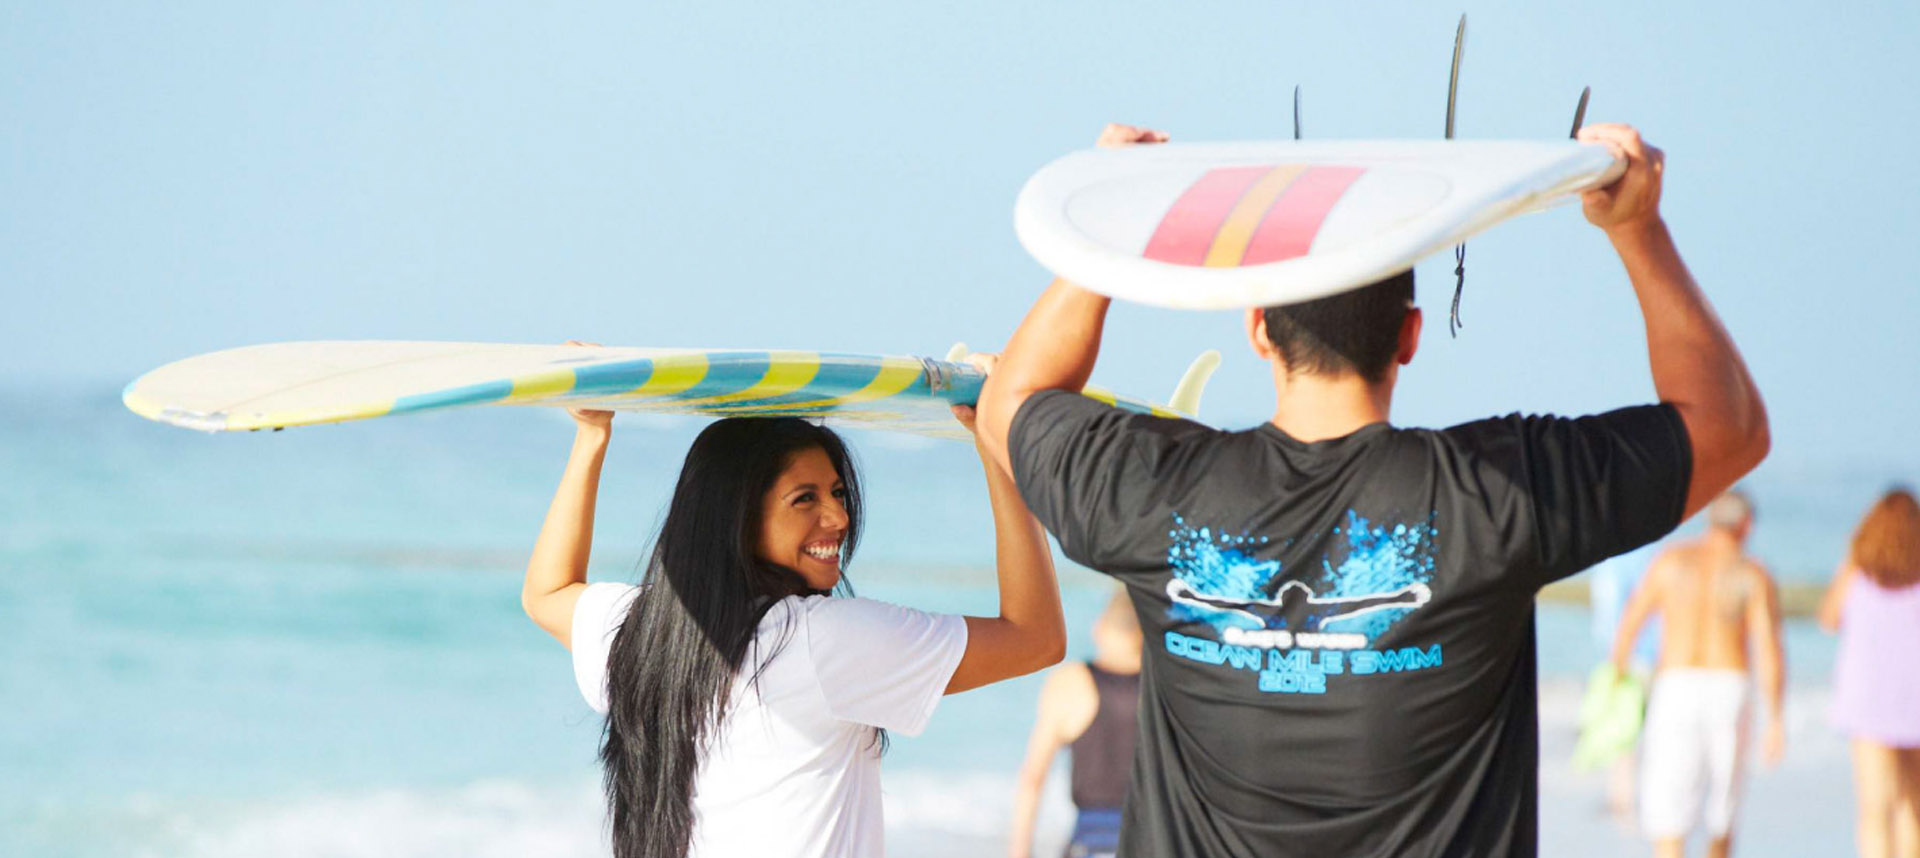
1445,13,1468,338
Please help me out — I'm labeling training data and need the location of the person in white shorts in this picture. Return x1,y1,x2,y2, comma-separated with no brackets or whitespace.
1612,491,1787,858
521,350,1067,858
1636,669,1752,844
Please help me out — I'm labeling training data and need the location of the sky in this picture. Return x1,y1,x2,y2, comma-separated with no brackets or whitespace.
4,0,1918,474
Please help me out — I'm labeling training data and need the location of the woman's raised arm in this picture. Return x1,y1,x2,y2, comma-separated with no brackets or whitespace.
945,358,1068,694
522,411,612,646
522,342,616,647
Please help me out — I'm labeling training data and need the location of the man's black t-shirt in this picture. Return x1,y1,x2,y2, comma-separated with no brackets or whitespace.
1009,391,1692,858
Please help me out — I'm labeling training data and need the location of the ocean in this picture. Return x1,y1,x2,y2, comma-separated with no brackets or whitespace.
1,386,1876,856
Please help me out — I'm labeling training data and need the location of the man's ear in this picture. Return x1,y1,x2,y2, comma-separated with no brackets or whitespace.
1246,308,1277,361
1397,307,1423,366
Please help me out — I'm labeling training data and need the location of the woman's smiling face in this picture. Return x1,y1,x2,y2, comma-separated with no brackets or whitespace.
756,446,849,591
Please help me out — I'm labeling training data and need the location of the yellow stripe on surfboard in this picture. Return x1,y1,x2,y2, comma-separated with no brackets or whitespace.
663,351,821,408
1078,386,1184,419
625,354,710,398
1203,165,1305,268
505,368,578,403
707,357,923,414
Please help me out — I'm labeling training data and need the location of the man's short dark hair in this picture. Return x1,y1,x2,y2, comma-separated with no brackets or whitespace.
1261,269,1415,383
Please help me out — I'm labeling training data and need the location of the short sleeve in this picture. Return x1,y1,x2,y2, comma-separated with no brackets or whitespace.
571,582,640,714
1008,389,1214,572
1449,404,1692,586
802,597,967,736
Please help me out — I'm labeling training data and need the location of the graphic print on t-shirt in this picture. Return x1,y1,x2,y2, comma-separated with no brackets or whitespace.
1161,511,1443,694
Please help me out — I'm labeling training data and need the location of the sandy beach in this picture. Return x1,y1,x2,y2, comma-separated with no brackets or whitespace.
1537,678,1855,858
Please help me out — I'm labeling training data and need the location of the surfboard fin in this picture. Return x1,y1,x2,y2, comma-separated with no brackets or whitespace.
1444,14,1465,141
1170,350,1222,417
1569,86,1591,139
1445,13,1468,339
1292,85,1303,140
944,342,970,363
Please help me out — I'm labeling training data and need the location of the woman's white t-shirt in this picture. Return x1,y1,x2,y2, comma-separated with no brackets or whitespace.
571,583,968,858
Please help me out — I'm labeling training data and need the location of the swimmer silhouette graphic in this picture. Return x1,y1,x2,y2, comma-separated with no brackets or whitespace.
1166,577,1432,631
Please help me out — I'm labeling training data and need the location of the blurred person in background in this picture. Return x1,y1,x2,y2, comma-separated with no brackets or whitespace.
1009,588,1143,858
1577,540,1665,825
1611,490,1785,858
1820,488,1920,858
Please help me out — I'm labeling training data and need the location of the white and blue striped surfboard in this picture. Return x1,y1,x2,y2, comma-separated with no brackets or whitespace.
125,341,1219,439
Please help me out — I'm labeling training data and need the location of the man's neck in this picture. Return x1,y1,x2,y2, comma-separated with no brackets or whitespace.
1268,369,1393,442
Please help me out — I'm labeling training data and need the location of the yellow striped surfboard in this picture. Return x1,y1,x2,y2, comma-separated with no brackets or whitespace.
123,341,1213,439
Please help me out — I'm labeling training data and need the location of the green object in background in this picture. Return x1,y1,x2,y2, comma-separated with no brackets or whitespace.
1574,663,1648,771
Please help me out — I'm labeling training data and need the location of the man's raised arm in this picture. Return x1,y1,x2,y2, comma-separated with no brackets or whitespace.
1578,123,1770,519
977,124,1168,477
977,278,1111,477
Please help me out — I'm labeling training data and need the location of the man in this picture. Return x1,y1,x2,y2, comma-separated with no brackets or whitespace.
1612,491,1786,858
976,122,1768,857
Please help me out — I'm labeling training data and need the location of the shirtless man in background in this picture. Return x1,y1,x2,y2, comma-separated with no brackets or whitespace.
1613,490,1786,858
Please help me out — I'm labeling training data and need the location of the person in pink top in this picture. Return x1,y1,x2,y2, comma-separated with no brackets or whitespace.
1820,488,1920,858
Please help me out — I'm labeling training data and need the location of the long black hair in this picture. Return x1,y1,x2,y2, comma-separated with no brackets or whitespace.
600,417,864,858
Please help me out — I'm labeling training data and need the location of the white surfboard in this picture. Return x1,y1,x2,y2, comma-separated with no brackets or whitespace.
1013,140,1624,310
124,341,1220,440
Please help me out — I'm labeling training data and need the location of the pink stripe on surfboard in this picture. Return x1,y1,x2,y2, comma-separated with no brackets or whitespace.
1240,165,1367,265
1142,166,1271,266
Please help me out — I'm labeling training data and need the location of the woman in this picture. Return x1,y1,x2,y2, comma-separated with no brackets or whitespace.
1820,487,1920,858
1008,587,1142,858
521,355,1065,858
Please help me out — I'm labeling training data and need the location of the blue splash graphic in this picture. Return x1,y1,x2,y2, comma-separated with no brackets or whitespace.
1314,511,1437,638
1166,511,1436,640
1166,514,1276,630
